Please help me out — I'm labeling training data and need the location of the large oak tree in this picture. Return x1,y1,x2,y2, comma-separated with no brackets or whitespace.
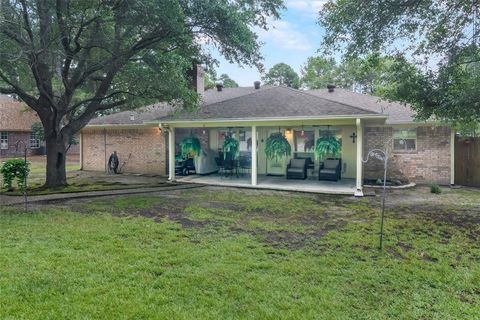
0,0,283,187
319,0,480,129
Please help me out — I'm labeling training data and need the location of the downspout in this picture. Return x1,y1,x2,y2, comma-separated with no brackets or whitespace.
162,124,171,176
103,128,107,173
161,124,175,181
79,131,83,170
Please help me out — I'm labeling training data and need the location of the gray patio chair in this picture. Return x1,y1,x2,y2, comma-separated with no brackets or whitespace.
286,158,307,180
319,159,341,181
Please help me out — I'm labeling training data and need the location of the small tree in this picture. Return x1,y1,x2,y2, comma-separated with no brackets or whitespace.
263,63,300,88
218,74,239,88
301,56,339,89
1,159,30,191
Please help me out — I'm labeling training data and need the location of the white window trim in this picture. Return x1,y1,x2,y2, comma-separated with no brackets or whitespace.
393,128,417,153
30,132,40,149
0,132,8,150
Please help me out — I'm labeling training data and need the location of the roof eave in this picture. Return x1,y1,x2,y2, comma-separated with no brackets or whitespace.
154,114,387,125
83,123,158,130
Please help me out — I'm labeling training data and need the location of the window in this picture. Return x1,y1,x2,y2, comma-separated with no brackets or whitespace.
393,128,417,151
30,132,40,149
239,130,252,152
0,132,8,149
294,130,314,152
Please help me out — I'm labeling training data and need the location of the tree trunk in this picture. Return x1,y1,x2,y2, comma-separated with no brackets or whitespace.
45,136,69,188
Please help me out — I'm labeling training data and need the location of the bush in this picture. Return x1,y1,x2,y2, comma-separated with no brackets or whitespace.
0,159,30,191
430,183,441,194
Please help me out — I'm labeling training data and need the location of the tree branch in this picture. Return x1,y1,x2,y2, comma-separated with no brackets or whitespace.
0,71,39,113
0,87,17,95
67,90,135,113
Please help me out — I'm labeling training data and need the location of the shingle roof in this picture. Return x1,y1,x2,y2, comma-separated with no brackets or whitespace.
159,86,379,122
88,86,414,127
87,86,271,126
88,103,172,126
0,95,39,131
307,88,416,124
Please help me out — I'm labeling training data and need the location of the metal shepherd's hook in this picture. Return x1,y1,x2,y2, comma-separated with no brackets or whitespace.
15,140,29,212
361,137,399,250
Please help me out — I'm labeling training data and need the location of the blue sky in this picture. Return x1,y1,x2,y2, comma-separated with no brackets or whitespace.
210,0,329,87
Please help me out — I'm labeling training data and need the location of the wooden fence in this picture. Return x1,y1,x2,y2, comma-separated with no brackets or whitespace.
455,137,480,187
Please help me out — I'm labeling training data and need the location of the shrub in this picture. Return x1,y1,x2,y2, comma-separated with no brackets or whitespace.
0,159,30,191
430,183,441,194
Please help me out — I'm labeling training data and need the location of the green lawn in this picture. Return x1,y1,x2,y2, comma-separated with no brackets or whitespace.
1,156,164,195
1,187,479,319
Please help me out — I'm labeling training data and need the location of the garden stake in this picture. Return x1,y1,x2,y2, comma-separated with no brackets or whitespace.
15,140,29,212
362,137,404,250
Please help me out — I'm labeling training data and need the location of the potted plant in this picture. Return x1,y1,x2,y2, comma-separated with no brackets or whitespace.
223,135,239,160
314,132,341,160
265,132,291,160
180,136,201,159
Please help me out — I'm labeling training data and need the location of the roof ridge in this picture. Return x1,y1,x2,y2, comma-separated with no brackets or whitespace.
202,85,276,106
284,86,382,115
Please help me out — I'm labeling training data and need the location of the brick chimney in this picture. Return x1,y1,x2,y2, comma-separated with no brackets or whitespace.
188,63,205,95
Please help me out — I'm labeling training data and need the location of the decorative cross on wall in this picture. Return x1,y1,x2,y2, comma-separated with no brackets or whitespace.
350,132,357,143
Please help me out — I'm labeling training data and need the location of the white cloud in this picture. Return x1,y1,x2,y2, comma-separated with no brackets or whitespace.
285,0,328,15
257,19,313,52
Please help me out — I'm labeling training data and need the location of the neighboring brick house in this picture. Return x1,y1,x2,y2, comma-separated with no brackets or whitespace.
0,95,80,158
0,95,44,157
81,81,455,196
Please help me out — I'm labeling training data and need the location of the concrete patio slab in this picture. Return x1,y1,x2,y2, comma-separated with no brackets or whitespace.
177,174,356,195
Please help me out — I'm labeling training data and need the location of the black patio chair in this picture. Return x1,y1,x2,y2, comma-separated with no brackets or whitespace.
239,156,252,176
319,158,341,181
215,157,224,176
223,158,237,178
286,158,307,180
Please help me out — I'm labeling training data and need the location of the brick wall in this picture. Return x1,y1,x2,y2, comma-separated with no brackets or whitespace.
0,131,45,158
363,126,451,184
81,127,166,175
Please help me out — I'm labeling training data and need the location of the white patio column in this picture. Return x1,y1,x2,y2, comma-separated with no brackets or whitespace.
168,127,176,182
355,118,364,197
450,129,455,185
251,126,258,185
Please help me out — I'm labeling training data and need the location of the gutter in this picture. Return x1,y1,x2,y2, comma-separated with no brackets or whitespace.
150,114,388,126
82,123,157,130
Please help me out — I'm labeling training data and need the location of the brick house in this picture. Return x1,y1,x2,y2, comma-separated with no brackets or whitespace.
0,95,44,157
0,95,80,158
80,78,454,196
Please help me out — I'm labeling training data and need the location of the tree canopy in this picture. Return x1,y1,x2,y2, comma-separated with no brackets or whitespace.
0,0,284,186
300,54,412,96
319,0,480,127
218,74,239,88
263,63,300,88
300,57,338,90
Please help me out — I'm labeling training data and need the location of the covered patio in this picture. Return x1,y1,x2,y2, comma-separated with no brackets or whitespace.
157,86,387,196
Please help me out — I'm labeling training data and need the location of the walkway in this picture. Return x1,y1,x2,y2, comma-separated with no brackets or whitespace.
0,183,203,207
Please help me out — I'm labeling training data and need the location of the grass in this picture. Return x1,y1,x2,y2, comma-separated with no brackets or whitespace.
1,156,164,195
1,187,479,319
